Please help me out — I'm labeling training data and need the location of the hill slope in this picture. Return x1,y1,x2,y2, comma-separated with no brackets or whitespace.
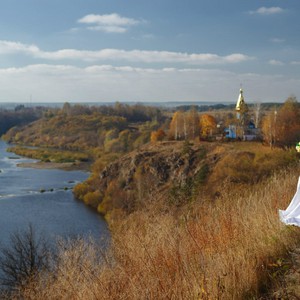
74,140,299,220
9,161,300,299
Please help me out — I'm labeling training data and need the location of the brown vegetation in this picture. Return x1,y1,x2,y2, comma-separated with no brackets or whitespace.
7,146,89,163
2,101,300,299
2,103,167,172
150,128,166,143
5,166,300,299
74,141,299,219
261,96,300,148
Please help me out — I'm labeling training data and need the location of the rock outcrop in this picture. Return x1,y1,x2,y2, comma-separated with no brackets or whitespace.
95,141,215,215
100,141,209,190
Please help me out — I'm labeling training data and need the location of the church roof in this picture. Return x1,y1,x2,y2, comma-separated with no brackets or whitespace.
236,88,245,111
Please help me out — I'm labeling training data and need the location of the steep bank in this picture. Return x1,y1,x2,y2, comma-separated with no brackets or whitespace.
74,140,299,222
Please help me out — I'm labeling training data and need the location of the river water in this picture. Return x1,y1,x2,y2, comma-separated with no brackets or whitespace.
0,139,108,246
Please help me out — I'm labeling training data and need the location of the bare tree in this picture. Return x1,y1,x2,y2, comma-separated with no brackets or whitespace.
187,107,199,139
254,102,261,128
0,224,50,291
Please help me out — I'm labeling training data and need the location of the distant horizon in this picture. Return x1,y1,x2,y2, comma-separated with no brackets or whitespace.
0,99,285,108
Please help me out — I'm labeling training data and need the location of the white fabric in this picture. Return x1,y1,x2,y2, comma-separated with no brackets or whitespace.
279,176,300,226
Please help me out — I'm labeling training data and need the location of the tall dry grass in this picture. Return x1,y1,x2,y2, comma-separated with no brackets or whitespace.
11,166,300,299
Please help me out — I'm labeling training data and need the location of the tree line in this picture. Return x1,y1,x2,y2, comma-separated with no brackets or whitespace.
0,106,43,135
151,96,300,148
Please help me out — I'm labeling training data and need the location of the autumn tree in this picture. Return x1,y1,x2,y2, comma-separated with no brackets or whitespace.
261,109,277,148
169,111,185,140
199,114,217,140
187,107,200,139
169,109,200,141
62,102,71,116
151,129,166,143
276,96,300,147
262,96,300,147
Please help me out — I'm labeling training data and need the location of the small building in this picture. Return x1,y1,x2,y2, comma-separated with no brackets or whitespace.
225,88,260,141
225,125,237,139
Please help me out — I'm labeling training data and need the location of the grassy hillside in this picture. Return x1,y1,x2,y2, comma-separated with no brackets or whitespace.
6,165,300,299
3,113,128,151
73,140,299,222
2,107,165,166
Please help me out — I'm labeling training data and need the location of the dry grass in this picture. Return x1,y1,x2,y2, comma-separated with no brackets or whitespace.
10,166,300,300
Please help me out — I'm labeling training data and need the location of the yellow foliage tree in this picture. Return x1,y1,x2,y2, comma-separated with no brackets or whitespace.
262,97,300,147
276,96,300,147
169,109,201,140
199,114,216,139
151,129,166,143
169,111,184,140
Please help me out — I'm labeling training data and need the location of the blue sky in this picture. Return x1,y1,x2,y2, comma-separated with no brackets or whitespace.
0,0,299,103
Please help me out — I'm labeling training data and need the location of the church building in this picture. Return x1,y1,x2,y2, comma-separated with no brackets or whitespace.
225,88,259,140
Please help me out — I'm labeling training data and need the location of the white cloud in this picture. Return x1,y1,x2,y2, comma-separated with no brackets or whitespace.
0,40,39,55
0,40,253,65
291,61,300,65
78,13,140,33
0,64,298,103
249,7,285,15
87,25,127,33
269,59,284,66
37,49,253,64
270,38,285,43
78,13,139,26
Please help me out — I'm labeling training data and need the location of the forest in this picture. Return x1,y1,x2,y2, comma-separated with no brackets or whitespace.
0,105,43,136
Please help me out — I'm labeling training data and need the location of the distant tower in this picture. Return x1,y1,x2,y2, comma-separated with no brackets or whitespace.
235,88,248,139
235,88,248,120
236,88,244,110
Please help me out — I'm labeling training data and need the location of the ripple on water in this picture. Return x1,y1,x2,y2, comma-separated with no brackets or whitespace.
0,139,109,247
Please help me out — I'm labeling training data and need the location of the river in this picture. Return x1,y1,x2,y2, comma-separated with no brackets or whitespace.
0,139,108,247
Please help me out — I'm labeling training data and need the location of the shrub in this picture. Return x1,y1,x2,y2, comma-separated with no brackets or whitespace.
73,183,89,201
83,190,103,208
0,225,50,292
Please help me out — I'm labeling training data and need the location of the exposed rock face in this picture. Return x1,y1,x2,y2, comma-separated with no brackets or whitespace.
96,141,214,214
99,141,209,192
78,140,297,218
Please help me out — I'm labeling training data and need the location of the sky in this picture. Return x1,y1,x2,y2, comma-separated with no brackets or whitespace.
0,0,299,103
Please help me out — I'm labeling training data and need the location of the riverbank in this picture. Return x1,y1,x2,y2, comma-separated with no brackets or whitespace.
17,161,91,171
0,138,107,249
6,145,90,167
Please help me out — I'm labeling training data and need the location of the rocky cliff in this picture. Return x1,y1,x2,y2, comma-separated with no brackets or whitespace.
74,140,298,219
91,141,219,215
